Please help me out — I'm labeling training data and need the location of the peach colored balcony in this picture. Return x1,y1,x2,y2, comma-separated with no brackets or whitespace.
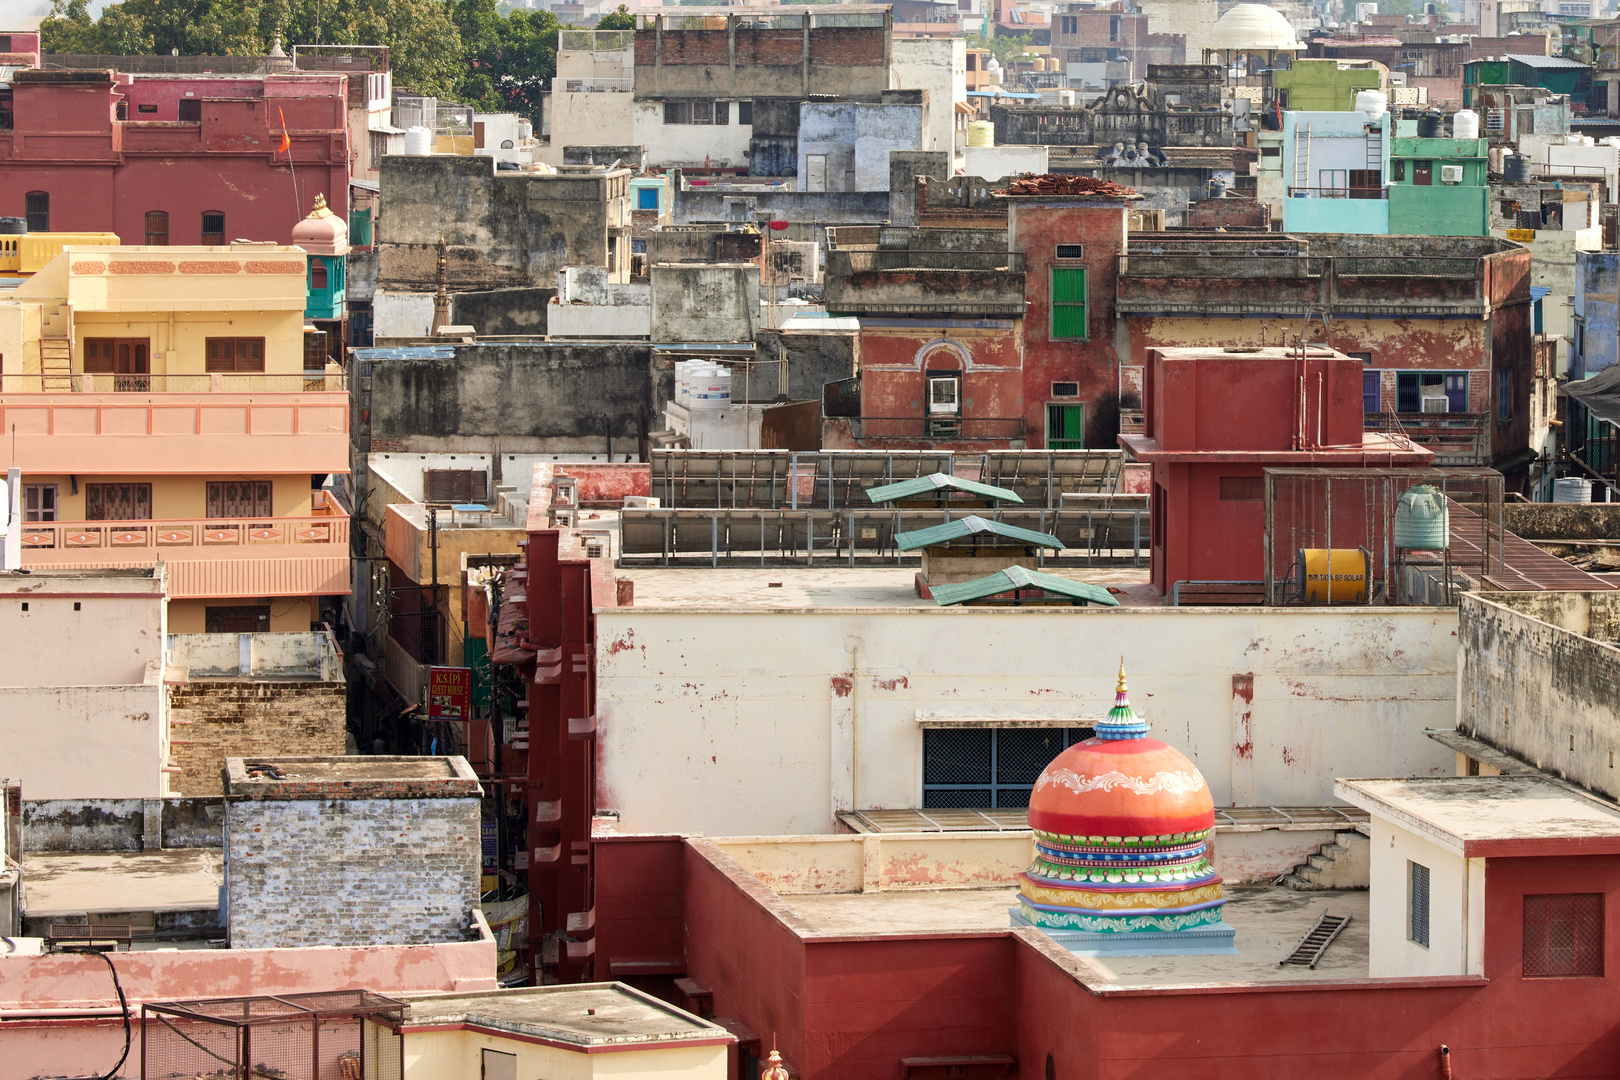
0,374,348,475
18,512,350,599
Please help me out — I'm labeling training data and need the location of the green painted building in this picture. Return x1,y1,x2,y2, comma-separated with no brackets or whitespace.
1387,136,1490,236
1463,54,1594,109
1273,59,1383,112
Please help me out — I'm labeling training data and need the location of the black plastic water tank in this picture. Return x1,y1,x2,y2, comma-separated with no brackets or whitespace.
1417,110,1445,138
1504,154,1532,182
0,217,26,235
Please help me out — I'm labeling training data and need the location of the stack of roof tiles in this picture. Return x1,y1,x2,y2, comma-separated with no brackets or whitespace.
996,174,1141,198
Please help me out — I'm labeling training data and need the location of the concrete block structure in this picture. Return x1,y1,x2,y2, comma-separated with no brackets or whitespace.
223,756,483,949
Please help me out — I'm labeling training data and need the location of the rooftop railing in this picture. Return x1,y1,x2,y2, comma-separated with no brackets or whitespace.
0,372,346,393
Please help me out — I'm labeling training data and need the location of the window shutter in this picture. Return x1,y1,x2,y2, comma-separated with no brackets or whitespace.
1524,893,1604,976
424,469,488,504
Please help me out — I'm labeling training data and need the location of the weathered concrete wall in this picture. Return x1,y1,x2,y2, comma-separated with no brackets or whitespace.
22,798,224,851
1501,503,1620,540
451,287,555,336
594,604,1460,836
0,575,165,686
888,150,950,226
797,102,924,192
650,263,759,343
1459,592,1620,800
367,343,666,454
758,327,858,401
226,795,481,948
1,681,168,801
167,682,347,798
347,248,378,303
673,188,891,230
378,155,626,290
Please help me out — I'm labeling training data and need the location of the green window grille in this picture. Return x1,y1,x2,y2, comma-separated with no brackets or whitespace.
1052,267,1088,340
1047,403,1085,449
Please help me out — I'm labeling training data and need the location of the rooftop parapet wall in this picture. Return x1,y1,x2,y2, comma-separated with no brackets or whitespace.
633,9,891,101
223,756,482,800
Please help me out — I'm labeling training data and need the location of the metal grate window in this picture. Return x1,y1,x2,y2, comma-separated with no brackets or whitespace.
923,727,1093,809
1219,476,1263,501
1524,893,1604,977
1409,861,1431,948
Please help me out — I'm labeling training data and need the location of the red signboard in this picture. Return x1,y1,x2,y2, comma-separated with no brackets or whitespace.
428,666,472,722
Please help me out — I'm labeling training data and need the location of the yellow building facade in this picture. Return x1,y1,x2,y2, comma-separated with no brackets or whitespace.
0,245,350,631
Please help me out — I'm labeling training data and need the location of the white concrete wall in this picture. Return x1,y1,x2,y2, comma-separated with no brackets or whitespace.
593,606,1460,835
541,91,636,167
963,144,1049,182
370,453,494,503
0,576,165,686
1365,816,1483,978
633,103,752,169
547,302,652,338
798,103,925,193
0,679,168,800
374,290,435,339
1544,143,1619,200
890,38,964,156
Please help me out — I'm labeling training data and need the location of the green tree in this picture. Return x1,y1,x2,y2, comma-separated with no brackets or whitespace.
965,30,1033,68
595,4,635,30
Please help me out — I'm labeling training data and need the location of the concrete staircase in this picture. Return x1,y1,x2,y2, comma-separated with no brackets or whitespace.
1278,827,1370,891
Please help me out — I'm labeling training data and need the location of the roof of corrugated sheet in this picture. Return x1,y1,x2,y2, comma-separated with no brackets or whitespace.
930,566,1119,607
1563,363,1620,427
1503,53,1593,69
350,345,456,360
865,473,1024,505
894,515,1063,551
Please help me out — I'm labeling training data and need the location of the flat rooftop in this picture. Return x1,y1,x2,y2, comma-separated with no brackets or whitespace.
399,984,732,1047
613,566,1162,610
224,756,482,799
1337,775,1620,857
23,848,221,921
783,885,1370,988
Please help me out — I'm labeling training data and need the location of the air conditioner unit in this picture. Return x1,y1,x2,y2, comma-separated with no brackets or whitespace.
1440,164,1464,184
1421,397,1451,414
928,377,961,414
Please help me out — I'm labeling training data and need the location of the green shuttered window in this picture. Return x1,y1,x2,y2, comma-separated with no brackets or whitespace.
1051,267,1088,340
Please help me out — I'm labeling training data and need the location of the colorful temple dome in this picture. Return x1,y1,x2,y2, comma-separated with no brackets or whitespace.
1016,663,1224,935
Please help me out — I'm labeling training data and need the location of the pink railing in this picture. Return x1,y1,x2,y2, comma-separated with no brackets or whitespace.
18,514,349,556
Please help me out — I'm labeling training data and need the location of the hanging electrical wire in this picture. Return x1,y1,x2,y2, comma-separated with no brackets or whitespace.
61,947,131,1080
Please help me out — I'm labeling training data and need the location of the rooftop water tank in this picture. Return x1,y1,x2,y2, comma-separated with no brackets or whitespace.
1354,89,1387,122
1554,477,1593,503
404,126,433,156
1452,109,1479,140
1417,110,1444,138
0,217,25,235
968,120,994,147
1393,484,1450,550
1504,154,1531,182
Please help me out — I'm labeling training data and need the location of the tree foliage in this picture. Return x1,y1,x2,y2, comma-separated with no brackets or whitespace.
39,0,568,118
595,4,635,30
965,30,1034,67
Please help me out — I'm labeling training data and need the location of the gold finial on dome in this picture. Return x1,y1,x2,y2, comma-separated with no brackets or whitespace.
1116,656,1127,695
305,194,333,219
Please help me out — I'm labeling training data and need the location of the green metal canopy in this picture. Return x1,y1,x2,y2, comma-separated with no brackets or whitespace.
931,566,1120,607
865,473,1024,505
893,515,1063,551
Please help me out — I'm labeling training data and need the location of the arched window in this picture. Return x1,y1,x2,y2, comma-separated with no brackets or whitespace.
201,211,225,245
145,211,169,246
311,259,328,290
24,191,47,233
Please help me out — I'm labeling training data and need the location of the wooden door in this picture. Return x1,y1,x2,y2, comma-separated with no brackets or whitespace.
114,339,149,391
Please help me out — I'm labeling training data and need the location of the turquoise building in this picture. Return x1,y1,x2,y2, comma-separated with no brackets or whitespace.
1387,125,1490,236
1280,110,1391,234
292,193,349,321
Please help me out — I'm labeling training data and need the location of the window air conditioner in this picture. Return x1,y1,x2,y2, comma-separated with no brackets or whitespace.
1440,165,1464,184
1421,397,1451,414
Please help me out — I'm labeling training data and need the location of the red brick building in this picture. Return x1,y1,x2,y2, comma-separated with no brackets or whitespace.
0,68,348,245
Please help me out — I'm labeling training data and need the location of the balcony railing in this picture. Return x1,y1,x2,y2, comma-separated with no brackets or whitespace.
835,250,1025,273
837,416,1027,442
1365,411,1487,466
18,514,349,555
1285,186,1388,200
562,78,632,93
0,372,346,393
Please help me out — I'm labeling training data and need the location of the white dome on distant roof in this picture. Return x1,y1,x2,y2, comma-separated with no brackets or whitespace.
1210,3,1302,51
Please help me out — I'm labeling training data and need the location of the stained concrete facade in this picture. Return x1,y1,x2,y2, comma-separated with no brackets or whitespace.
650,263,760,342
796,100,926,193
1458,591,1620,802
223,756,483,949
377,156,631,292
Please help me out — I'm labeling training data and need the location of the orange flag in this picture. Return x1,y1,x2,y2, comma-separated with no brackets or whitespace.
277,107,291,153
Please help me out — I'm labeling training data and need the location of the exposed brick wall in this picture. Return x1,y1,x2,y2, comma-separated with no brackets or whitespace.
809,27,885,66
738,29,804,66
168,682,347,798
225,796,480,948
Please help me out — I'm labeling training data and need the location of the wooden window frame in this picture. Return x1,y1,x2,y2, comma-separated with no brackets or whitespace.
205,337,266,373
1051,266,1088,341
85,482,153,522
23,483,58,523
145,210,169,246
201,211,225,245
206,480,274,519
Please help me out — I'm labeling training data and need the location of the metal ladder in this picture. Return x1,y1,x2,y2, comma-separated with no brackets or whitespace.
1292,121,1311,195
1280,910,1352,969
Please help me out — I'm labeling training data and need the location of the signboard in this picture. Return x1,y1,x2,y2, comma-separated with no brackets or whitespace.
428,666,472,722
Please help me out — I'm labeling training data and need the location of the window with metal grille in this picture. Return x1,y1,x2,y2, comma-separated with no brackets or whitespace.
25,190,47,233
1051,267,1087,340
739,100,753,125
1409,861,1431,948
207,480,273,519
424,469,489,504
1498,368,1512,421
1524,893,1604,977
201,211,225,245
1050,381,1079,398
1219,476,1263,501
85,483,152,521
206,337,265,373
1055,244,1084,260
922,727,1094,808
144,211,169,245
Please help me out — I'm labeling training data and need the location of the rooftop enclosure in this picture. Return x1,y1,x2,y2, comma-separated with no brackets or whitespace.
166,630,343,681
633,8,892,100
223,757,483,949
142,992,406,1080
1263,469,1505,606
824,227,1025,316
1115,233,1530,316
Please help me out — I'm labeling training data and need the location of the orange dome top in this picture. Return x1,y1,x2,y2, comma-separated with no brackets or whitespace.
1027,664,1214,839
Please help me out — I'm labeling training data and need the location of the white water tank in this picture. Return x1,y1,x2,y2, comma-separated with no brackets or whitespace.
688,363,732,410
1554,477,1594,503
1452,109,1479,140
1354,90,1388,122
404,126,433,156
